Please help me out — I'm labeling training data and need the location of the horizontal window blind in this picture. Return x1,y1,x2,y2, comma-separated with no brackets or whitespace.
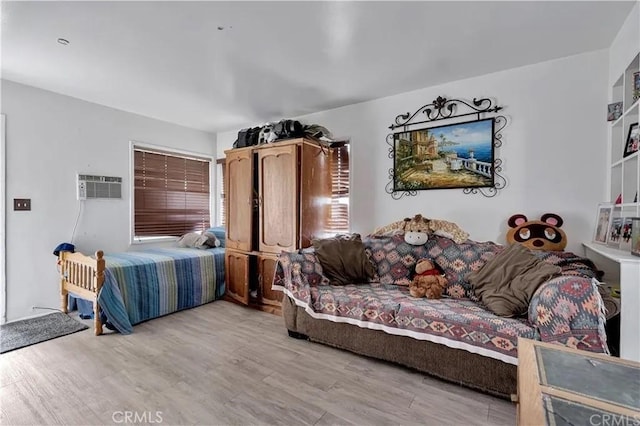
134,149,210,237
328,145,350,234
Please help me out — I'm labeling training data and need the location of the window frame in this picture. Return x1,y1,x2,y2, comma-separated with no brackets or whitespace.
129,140,214,245
328,143,350,235
216,158,226,227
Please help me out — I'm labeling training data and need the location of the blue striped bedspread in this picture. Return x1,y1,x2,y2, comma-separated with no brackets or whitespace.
97,247,225,334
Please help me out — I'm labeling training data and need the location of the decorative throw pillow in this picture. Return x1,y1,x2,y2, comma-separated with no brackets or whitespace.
312,234,377,285
203,226,226,248
425,236,504,298
363,234,430,286
466,243,562,317
178,232,209,249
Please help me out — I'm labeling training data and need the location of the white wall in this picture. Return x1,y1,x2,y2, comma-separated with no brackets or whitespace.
1,80,216,322
609,2,639,88
1,114,6,324
219,50,609,254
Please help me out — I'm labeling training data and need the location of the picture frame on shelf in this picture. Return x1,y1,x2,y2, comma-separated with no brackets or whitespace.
634,71,640,102
632,218,640,256
593,203,613,244
619,217,634,251
607,216,623,248
607,102,623,121
623,122,639,157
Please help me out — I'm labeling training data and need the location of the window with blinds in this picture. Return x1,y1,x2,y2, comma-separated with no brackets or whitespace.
328,144,350,234
134,148,211,238
217,158,226,226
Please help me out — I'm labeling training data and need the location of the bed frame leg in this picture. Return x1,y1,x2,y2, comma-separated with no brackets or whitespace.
60,283,68,314
94,301,103,336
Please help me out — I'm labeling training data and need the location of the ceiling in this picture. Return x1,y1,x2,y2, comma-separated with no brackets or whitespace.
1,1,636,133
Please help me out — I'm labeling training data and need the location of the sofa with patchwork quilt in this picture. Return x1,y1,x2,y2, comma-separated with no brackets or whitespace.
273,234,609,398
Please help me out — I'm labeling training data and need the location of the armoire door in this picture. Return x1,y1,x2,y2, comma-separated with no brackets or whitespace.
224,249,250,305
258,144,299,253
299,141,332,248
225,148,254,251
258,254,282,306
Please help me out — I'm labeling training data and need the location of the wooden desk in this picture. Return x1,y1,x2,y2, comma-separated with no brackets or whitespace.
517,338,640,426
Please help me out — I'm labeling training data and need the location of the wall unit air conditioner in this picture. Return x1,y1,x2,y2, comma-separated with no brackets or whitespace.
77,174,122,200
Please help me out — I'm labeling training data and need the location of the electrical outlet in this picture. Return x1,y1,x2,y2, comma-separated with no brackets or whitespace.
13,198,31,211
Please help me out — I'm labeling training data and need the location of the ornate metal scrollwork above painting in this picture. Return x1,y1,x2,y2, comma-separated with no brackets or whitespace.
385,96,507,199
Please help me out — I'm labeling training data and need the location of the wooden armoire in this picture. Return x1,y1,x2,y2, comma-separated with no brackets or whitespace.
224,138,333,313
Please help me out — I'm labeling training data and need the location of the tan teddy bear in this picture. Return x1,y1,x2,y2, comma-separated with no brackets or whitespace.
409,259,447,299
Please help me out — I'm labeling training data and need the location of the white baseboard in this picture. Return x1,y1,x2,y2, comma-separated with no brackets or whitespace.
4,309,61,324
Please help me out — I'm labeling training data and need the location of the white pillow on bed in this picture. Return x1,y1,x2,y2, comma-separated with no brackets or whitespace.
177,232,209,249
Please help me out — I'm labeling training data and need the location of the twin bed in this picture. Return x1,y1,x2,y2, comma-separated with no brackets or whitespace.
58,229,226,335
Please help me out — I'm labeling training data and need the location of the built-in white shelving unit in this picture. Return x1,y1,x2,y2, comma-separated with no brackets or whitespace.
609,53,640,215
588,44,640,363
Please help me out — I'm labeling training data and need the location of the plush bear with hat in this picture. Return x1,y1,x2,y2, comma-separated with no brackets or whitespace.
409,258,447,299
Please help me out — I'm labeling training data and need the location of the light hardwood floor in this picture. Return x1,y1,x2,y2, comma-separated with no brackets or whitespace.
0,301,515,425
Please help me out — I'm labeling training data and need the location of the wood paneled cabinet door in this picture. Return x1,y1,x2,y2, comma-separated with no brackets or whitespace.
258,254,282,306
225,148,254,252
257,144,299,253
225,249,250,305
299,141,331,248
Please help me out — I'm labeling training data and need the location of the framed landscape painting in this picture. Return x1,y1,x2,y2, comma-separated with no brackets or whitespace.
393,118,495,191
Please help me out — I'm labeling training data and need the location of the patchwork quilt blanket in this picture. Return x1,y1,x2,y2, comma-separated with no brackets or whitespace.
273,248,608,365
